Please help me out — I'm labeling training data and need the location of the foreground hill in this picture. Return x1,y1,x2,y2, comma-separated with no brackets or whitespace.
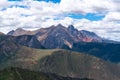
0,68,93,80
0,35,120,80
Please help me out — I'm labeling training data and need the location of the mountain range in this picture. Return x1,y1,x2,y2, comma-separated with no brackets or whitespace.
5,24,120,63
0,24,120,80
7,24,111,49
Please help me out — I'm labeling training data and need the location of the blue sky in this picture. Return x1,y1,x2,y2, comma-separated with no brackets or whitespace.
0,0,120,41
67,13,105,21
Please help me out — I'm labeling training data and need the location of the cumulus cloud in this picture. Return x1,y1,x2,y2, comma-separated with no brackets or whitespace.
60,0,116,14
0,0,120,41
103,12,120,22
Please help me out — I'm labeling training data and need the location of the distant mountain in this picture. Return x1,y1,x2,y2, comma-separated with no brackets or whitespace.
0,35,120,80
7,28,39,36
67,25,102,42
0,67,93,80
7,24,109,49
14,35,45,49
0,35,44,51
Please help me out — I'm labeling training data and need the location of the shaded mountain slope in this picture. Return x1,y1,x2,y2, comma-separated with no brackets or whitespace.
0,67,93,80
0,35,44,49
63,42,120,63
14,35,45,49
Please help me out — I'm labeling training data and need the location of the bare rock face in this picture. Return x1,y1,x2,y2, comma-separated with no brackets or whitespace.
7,24,107,49
35,24,103,48
67,25,102,42
14,35,45,49
35,24,75,49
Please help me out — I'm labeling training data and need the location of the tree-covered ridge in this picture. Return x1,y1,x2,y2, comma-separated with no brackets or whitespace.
66,42,120,63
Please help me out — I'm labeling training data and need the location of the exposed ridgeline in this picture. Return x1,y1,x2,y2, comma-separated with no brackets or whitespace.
7,28,38,36
8,24,114,49
0,35,120,80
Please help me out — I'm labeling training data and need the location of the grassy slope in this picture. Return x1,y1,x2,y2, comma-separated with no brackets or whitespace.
1,45,58,69
0,67,93,80
1,46,120,80
37,50,120,80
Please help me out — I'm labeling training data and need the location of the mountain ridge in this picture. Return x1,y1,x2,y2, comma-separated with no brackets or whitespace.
7,24,118,49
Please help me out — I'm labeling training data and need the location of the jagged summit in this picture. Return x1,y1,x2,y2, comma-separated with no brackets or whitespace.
57,24,64,27
55,24,66,30
68,25,75,30
16,28,25,31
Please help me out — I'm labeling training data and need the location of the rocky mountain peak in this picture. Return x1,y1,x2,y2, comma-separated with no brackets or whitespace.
57,24,64,27
16,28,25,31
7,28,26,36
56,24,65,28
7,30,14,35
67,25,78,34
7,28,36,36
68,25,75,31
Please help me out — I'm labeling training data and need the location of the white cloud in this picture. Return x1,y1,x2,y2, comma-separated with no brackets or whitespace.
103,12,120,22
59,0,116,14
0,0,120,41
